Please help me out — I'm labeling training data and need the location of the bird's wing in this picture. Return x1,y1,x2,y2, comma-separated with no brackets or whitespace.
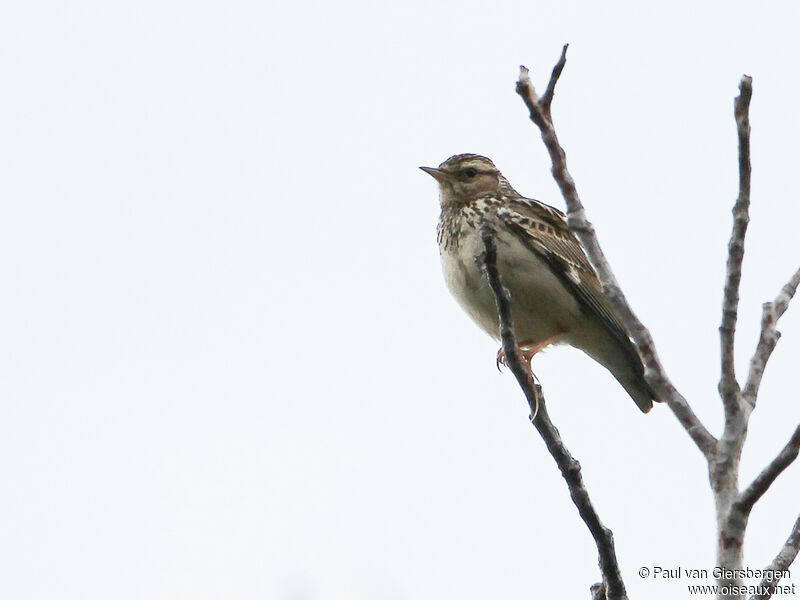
496,196,637,359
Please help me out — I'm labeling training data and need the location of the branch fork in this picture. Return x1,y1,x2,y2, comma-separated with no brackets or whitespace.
502,46,800,599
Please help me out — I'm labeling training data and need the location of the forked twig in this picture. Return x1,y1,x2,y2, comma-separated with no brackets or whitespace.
514,47,800,596
515,46,715,458
743,267,800,405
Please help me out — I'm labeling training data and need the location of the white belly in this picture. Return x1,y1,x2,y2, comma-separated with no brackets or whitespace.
440,227,583,346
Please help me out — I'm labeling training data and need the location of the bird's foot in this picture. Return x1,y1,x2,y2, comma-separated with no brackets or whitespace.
495,335,562,372
496,345,538,371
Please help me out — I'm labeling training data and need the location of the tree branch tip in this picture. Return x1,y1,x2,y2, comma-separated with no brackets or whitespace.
736,76,753,113
516,69,535,99
738,76,753,100
590,582,605,600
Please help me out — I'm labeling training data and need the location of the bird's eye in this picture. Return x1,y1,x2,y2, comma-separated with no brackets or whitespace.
463,167,478,178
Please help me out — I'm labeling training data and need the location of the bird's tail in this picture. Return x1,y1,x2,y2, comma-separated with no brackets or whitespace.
614,369,659,413
586,331,660,413
578,324,661,413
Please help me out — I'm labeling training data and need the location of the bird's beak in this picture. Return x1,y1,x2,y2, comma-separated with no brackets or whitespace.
419,166,451,183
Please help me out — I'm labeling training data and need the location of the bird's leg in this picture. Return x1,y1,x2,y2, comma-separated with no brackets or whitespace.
496,334,564,371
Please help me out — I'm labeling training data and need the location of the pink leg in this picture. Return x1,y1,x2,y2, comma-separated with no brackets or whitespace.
496,333,564,371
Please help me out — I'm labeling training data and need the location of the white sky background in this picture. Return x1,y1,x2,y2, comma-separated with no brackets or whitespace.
1,1,799,599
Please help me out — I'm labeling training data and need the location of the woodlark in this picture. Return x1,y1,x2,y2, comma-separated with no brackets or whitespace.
421,153,658,413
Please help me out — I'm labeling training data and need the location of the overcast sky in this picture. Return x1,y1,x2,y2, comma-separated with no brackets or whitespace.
2,1,800,599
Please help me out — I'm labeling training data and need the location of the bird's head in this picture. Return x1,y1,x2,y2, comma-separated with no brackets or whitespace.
420,154,508,206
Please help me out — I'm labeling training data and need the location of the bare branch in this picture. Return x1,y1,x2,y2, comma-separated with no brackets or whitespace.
719,76,753,410
749,515,800,600
590,582,606,600
774,267,800,319
541,43,569,115
743,302,780,406
515,47,716,458
734,425,800,516
744,266,800,405
478,224,627,600
514,50,796,597
475,223,541,416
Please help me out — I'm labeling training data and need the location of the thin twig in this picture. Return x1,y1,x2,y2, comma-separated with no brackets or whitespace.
774,267,800,319
749,515,800,600
719,76,753,404
478,224,627,600
515,46,716,458
733,425,800,516
541,43,569,117
742,302,779,407
590,582,607,600
476,223,540,418
718,76,752,411
744,267,800,405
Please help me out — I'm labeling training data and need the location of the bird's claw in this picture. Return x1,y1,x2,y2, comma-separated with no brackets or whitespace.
496,348,508,372
496,346,536,371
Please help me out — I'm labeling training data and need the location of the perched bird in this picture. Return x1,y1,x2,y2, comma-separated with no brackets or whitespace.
421,153,658,413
